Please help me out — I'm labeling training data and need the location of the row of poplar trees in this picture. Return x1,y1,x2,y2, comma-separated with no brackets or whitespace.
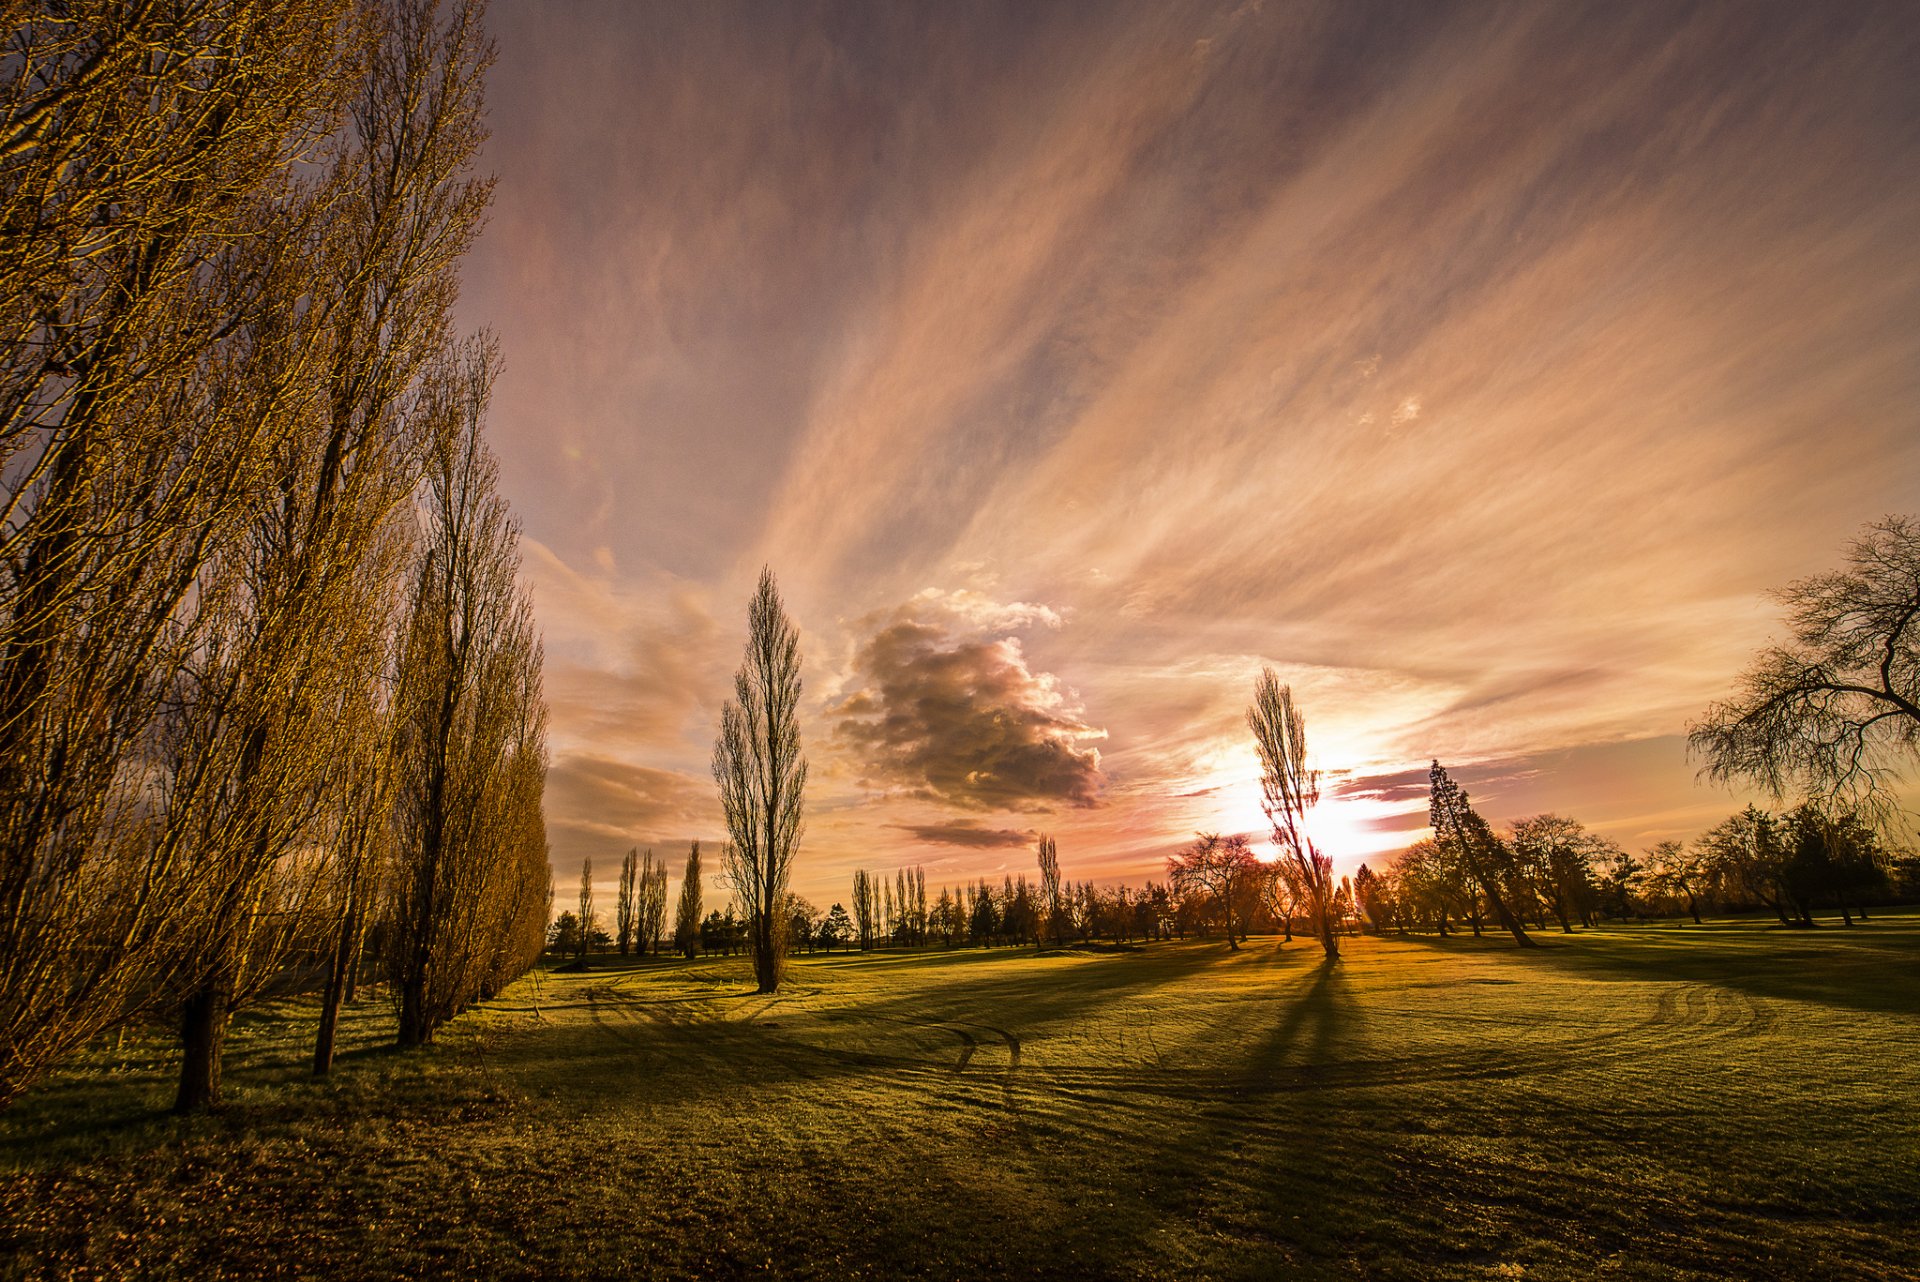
0,0,550,1112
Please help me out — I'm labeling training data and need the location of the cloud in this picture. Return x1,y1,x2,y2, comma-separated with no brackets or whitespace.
834,592,1106,811
542,753,721,875
891,820,1037,848
464,3,1920,895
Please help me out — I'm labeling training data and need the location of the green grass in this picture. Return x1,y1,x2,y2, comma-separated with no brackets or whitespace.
5,917,1919,1280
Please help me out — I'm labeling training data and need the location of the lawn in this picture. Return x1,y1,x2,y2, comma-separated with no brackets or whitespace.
4,917,1918,1280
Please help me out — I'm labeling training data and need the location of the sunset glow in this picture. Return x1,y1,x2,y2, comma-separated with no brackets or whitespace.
461,2,1920,905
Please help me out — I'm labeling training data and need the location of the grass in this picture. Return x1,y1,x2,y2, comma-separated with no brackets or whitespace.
4,915,1919,1280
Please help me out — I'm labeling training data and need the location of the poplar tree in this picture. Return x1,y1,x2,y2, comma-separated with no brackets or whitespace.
673,841,703,958
1248,671,1339,959
713,568,807,993
1037,835,1064,945
616,849,637,955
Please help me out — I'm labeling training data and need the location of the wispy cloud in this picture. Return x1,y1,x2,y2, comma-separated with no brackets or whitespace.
465,1,1920,896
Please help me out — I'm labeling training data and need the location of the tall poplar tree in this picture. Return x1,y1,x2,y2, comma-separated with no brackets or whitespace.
713,568,808,994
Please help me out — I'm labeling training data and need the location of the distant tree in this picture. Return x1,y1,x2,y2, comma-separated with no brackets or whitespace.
1428,763,1535,947
577,858,597,959
785,894,823,953
1168,833,1260,950
1691,515,1920,821
616,849,637,955
547,911,583,956
1037,834,1065,945
852,870,875,950
969,879,1000,946
1392,838,1464,935
1697,807,1800,925
1591,841,1640,922
673,841,704,957
931,887,960,946
637,848,668,955
1352,864,1393,933
1642,840,1706,924
819,903,853,952
714,567,808,994
1781,803,1889,926
1248,672,1339,958
1508,815,1602,933
1260,860,1302,942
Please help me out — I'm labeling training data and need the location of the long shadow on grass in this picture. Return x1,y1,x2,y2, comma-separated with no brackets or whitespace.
1078,958,1378,1275
486,944,1245,1114
1397,921,1920,1018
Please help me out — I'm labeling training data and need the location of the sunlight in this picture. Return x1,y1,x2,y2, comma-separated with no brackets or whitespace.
1195,755,1411,872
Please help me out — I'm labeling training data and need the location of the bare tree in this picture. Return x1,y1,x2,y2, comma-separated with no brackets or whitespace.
388,340,548,1046
713,568,808,994
1642,839,1705,924
1691,515,1920,822
1248,671,1339,959
0,0,364,1108
1036,834,1065,946
1507,815,1604,934
638,848,668,955
1167,833,1260,950
577,857,597,960
673,841,703,959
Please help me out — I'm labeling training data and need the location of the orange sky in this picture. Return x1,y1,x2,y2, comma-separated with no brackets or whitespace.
458,1,1920,910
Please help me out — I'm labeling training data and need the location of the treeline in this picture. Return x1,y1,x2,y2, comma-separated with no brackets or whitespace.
1357,775,1907,940
0,0,547,1112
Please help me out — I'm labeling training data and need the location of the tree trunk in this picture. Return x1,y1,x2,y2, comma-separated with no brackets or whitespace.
397,952,434,1047
1549,889,1574,934
1474,876,1537,948
313,899,360,1077
174,976,233,1114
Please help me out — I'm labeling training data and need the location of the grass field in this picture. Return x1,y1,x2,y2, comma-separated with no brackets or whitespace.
4,917,1918,1280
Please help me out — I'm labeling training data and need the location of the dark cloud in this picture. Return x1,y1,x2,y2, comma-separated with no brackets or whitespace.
836,602,1105,811
892,820,1037,849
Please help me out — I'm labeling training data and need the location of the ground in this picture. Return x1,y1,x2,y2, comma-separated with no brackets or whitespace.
4,918,1918,1280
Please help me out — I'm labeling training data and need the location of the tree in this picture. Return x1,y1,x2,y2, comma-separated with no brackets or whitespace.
1697,806,1801,925
1248,671,1339,959
1351,864,1393,933
1643,840,1706,924
1781,803,1888,926
577,858,597,960
818,903,853,952
1428,763,1535,947
713,567,808,994
1036,834,1065,945
0,0,368,1109
388,343,550,1047
852,870,876,951
1391,838,1465,935
616,849,637,955
637,848,668,955
673,841,703,958
784,894,823,953
1508,815,1602,933
1167,833,1260,950
1691,515,1920,821
547,912,584,956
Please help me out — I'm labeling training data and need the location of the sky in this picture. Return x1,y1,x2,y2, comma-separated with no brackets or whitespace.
457,0,1920,909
